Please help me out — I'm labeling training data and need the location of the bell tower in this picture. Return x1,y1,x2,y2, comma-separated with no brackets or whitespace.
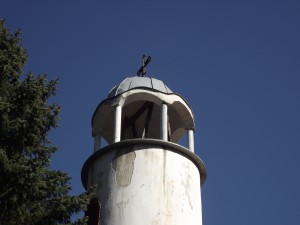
81,62,206,225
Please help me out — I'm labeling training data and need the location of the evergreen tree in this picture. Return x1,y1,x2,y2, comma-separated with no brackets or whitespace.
0,20,93,225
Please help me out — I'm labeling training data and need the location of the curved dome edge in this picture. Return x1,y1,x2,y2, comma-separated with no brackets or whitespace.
108,76,173,98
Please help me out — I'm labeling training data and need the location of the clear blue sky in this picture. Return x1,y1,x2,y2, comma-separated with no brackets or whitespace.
1,1,300,224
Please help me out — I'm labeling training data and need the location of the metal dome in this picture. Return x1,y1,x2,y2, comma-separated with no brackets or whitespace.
108,76,173,98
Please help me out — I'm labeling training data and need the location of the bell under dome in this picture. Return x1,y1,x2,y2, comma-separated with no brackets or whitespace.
108,76,173,98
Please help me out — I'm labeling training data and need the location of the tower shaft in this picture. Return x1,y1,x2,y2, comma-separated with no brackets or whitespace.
82,76,206,225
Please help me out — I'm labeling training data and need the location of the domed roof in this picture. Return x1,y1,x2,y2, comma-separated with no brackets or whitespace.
108,76,173,98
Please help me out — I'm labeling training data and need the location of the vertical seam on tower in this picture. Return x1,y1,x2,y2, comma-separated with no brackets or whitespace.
150,77,153,89
115,79,125,96
128,77,134,89
163,83,169,93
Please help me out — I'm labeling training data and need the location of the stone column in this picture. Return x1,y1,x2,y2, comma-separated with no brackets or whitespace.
114,105,122,143
94,135,101,152
187,129,194,152
161,103,168,141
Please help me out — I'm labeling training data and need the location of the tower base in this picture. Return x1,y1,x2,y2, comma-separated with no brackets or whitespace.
82,139,206,225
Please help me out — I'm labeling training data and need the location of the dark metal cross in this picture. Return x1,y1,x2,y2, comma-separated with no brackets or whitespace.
137,54,151,77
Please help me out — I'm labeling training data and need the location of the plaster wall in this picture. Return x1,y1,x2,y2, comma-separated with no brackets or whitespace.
87,144,203,225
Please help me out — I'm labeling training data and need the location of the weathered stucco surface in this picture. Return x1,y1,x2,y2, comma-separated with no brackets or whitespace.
112,147,136,187
87,143,203,225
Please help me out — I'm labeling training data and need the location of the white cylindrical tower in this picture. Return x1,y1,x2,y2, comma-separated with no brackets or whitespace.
82,76,206,225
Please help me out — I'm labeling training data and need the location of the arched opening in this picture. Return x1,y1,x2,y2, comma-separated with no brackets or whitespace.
91,90,195,149
121,100,161,140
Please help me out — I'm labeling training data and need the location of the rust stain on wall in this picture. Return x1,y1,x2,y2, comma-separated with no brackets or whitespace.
112,148,136,187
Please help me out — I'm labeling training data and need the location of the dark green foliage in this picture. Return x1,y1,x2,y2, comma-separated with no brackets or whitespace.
0,20,93,225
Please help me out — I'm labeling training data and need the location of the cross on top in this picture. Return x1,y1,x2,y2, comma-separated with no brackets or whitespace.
137,54,151,77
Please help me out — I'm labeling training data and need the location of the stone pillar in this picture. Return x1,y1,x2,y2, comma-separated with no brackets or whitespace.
94,135,101,152
114,105,122,143
161,103,168,141
187,129,194,152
